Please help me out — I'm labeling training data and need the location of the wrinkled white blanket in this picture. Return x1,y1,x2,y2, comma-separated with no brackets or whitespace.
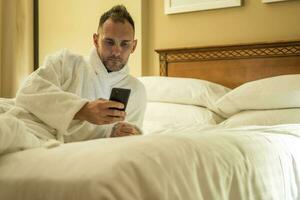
1,124,300,200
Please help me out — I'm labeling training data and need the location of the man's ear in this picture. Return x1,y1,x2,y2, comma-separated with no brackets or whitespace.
130,39,137,53
93,33,99,47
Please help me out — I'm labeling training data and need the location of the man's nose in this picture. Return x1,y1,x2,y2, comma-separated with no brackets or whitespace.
111,44,121,56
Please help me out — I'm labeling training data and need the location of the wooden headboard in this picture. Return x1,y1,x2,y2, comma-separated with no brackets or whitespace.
155,40,300,88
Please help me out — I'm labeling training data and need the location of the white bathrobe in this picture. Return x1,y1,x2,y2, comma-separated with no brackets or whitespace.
14,48,146,143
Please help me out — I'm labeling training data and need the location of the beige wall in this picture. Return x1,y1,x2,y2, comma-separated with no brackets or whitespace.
39,0,142,76
143,0,300,75
0,0,2,95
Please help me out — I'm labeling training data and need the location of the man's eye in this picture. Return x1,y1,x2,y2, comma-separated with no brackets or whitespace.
120,42,130,47
104,40,114,46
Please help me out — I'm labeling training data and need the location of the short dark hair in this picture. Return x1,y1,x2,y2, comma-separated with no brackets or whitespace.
98,5,135,32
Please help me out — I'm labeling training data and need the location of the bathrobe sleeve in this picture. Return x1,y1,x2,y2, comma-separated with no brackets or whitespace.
0,114,42,155
15,50,88,136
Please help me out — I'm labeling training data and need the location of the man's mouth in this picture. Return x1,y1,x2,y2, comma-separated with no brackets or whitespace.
107,58,121,62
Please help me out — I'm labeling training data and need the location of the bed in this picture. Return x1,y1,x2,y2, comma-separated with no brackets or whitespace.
1,40,300,200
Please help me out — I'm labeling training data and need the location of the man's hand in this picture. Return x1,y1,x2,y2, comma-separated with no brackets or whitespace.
74,99,126,125
111,122,141,137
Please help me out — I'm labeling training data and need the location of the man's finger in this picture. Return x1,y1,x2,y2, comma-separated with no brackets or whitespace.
106,109,126,117
101,116,124,124
120,127,134,134
107,101,124,110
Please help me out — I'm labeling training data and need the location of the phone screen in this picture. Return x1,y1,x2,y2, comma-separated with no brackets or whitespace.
109,88,131,111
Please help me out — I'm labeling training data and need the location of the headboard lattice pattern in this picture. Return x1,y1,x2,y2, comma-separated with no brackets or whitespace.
156,41,300,88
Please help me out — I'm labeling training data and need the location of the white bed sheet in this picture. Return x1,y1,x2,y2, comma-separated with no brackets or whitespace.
1,124,300,200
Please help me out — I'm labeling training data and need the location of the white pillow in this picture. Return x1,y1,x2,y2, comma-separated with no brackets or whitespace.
220,109,300,127
143,102,224,134
215,74,300,117
138,76,230,111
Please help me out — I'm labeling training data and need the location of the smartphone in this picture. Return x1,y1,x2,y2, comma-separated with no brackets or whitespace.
109,88,131,111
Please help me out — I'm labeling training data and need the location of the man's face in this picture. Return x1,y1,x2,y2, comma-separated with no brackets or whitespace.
93,19,137,72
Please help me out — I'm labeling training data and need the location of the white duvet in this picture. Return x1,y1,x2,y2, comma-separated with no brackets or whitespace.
1,124,300,200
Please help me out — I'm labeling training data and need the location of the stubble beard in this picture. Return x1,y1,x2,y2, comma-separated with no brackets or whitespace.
103,57,125,72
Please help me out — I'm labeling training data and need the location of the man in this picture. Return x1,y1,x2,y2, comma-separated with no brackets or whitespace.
74,5,145,138
10,5,146,147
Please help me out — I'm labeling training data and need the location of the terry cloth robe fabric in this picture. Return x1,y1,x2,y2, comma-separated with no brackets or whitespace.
14,48,146,143
0,113,43,155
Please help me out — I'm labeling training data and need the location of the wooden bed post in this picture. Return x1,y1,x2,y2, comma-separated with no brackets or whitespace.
158,52,168,76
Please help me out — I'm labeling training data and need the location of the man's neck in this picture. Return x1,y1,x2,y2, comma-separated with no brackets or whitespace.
105,67,112,73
